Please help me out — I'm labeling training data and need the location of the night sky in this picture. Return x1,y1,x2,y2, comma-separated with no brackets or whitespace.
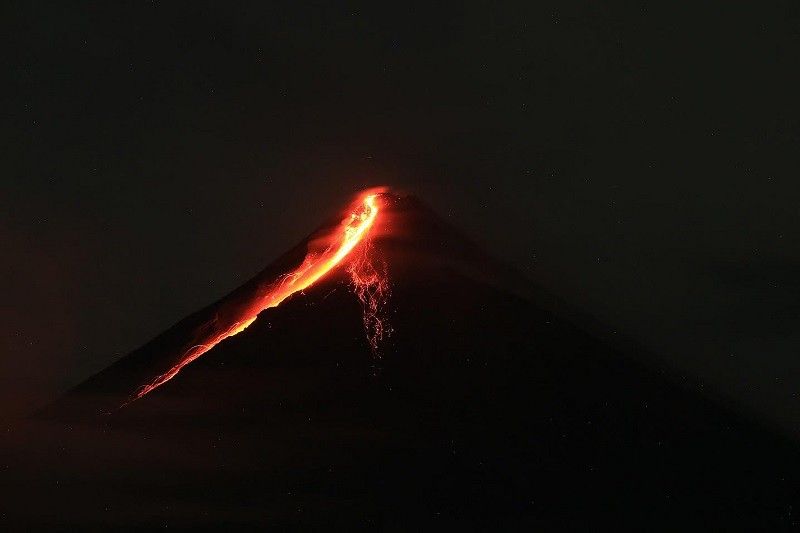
3,2,799,433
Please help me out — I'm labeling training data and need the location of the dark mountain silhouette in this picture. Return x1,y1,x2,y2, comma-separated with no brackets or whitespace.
3,194,798,530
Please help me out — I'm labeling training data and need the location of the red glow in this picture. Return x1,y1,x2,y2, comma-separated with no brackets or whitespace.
127,190,388,404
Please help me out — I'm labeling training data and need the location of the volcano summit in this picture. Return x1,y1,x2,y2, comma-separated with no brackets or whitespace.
4,191,799,529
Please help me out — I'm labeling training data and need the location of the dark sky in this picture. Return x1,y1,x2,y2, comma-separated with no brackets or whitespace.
3,2,799,431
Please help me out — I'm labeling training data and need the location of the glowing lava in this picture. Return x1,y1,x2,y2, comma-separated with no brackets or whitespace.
347,240,392,355
127,191,388,405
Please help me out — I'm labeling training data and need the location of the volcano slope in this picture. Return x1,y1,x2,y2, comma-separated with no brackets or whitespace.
4,194,799,529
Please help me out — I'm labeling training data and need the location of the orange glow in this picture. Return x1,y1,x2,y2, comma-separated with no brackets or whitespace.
128,191,385,404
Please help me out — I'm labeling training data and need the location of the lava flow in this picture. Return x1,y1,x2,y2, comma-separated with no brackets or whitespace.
127,190,389,405
347,240,392,355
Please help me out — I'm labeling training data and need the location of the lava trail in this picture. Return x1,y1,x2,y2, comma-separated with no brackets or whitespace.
127,190,389,405
347,240,392,355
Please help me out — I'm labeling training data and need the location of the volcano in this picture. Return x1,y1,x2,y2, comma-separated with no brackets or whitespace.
3,192,798,529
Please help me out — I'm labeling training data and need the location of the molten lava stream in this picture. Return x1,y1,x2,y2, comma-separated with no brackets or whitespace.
127,191,387,405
